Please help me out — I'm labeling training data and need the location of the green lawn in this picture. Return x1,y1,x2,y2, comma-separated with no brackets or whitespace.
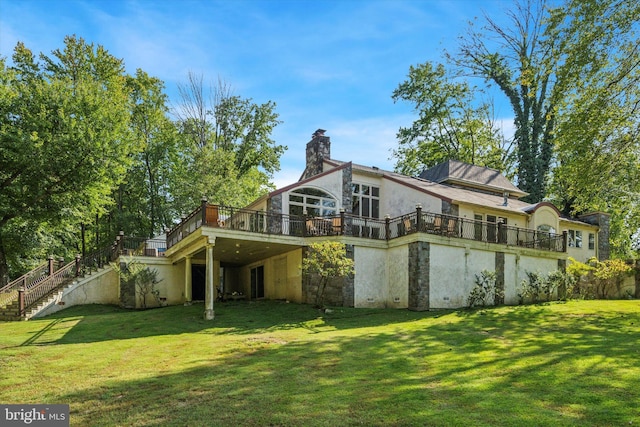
1,300,639,426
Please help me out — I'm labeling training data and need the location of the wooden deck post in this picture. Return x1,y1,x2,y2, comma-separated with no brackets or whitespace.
75,254,82,277
48,255,55,276
201,197,208,226
18,287,25,318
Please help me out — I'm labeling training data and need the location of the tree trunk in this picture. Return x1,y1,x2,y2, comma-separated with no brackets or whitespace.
0,237,9,287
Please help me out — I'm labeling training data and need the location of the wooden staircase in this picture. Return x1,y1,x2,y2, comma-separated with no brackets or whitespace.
0,277,79,321
0,236,124,321
0,233,166,321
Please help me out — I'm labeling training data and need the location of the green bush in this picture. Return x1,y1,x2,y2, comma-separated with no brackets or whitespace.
546,270,577,301
112,258,162,309
467,270,502,308
518,271,545,304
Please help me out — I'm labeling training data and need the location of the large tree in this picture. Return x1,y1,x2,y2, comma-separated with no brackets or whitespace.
395,0,639,256
0,36,141,284
110,69,178,239
545,0,640,256
444,0,556,203
392,61,515,177
171,72,285,211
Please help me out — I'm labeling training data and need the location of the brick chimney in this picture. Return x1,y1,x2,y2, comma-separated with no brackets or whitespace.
303,129,330,179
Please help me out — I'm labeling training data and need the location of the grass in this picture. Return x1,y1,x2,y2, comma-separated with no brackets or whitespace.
1,300,639,426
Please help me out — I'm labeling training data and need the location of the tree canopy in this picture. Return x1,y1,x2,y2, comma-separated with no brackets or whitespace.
0,36,139,284
171,72,285,212
0,38,285,283
394,0,640,257
392,61,515,177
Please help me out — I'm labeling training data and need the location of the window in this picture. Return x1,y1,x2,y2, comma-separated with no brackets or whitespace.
289,187,337,217
537,224,556,234
589,233,595,250
567,229,583,248
352,183,380,218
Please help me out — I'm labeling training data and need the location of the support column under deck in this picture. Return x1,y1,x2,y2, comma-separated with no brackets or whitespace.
204,243,217,320
184,255,192,305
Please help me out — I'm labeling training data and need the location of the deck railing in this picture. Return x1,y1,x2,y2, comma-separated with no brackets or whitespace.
4,232,166,318
167,202,567,253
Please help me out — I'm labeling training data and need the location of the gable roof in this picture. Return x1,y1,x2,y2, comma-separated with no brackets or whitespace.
325,159,534,215
419,160,528,198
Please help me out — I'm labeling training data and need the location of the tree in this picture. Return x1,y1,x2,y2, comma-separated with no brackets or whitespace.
395,0,639,256
448,0,556,203
171,72,285,210
110,69,177,239
0,36,140,284
112,258,162,309
392,61,515,177
301,241,355,308
544,0,640,256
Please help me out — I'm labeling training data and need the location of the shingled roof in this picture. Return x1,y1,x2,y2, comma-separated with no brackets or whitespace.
419,160,527,198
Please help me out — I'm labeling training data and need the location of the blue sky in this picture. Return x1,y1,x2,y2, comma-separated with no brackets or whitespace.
0,0,515,188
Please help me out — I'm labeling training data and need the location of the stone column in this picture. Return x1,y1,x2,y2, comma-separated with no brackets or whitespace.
184,255,193,305
204,244,216,320
495,252,505,305
408,241,430,311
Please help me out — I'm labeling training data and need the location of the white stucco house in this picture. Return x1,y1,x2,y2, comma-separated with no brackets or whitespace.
142,129,607,314
28,129,609,319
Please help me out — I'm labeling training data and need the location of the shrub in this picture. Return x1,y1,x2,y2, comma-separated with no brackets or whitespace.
591,258,633,298
467,270,502,308
546,270,576,301
518,271,544,304
302,241,355,308
567,257,633,299
112,258,162,309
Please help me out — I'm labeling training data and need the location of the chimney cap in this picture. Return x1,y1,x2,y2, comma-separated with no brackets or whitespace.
313,129,326,137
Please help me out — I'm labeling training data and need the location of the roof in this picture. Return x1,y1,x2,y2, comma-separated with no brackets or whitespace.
385,172,534,214
419,160,528,198
325,159,534,215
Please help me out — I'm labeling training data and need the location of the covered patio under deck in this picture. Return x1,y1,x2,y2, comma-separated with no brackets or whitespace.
164,223,307,319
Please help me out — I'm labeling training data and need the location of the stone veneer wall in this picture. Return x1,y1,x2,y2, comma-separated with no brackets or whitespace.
303,135,331,179
408,241,430,311
495,252,505,305
342,165,353,236
557,258,568,298
578,212,610,260
301,244,355,307
119,261,136,308
342,244,355,307
267,193,283,234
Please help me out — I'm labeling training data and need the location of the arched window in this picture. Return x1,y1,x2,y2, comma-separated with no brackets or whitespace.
288,187,337,217
537,224,556,234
